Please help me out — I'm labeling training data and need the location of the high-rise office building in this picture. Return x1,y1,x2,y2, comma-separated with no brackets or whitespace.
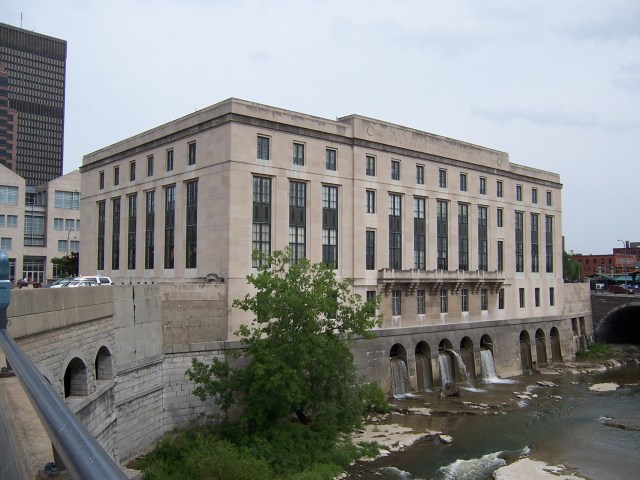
0,63,18,172
0,23,66,186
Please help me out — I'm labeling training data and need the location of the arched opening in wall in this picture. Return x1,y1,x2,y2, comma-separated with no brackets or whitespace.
550,327,562,362
94,346,114,381
480,334,499,381
535,329,548,367
415,341,433,392
438,338,456,387
597,305,640,344
389,343,411,397
63,357,88,398
519,330,533,374
459,336,476,383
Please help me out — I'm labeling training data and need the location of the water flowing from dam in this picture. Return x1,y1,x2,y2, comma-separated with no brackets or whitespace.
390,357,411,397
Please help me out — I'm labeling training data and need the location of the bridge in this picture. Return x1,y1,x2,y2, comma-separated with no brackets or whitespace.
591,292,640,343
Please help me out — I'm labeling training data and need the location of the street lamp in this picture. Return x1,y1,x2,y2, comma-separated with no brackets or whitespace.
67,227,73,256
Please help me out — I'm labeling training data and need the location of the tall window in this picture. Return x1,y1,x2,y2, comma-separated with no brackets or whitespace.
545,215,554,272
497,207,503,227
417,289,425,314
461,288,469,312
293,143,305,166
479,177,486,195
460,173,467,192
458,203,469,270
326,148,337,170
416,165,424,184
478,206,488,271
388,194,402,269
497,180,503,198
112,197,121,270
516,184,522,201
24,213,45,246
391,160,400,180
164,186,175,269
366,230,375,270
515,211,524,272
188,142,197,166
519,288,525,308
481,288,488,310
127,194,137,270
289,181,306,263
497,240,504,271
322,185,338,268
253,176,272,266
437,200,448,270
147,155,154,176
498,288,505,309
97,201,105,270
532,187,538,204
535,287,540,307
531,213,539,272
257,136,270,160
366,190,376,214
440,288,448,313
99,171,104,189
439,169,447,188
129,161,136,181
392,290,401,315
414,197,426,269
166,149,174,171
546,191,552,206
366,155,376,176
145,190,155,269
549,287,555,306
114,166,119,186
186,180,198,268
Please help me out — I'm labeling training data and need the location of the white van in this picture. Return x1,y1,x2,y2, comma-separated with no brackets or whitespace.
76,275,112,285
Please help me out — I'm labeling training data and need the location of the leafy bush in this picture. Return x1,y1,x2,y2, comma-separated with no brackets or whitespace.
576,341,613,360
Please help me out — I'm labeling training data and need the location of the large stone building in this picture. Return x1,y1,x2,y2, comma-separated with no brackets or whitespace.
79,98,588,388
0,22,67,186
0,165,80,283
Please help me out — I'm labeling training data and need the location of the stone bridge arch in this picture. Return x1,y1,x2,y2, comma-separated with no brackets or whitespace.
595,301,640,343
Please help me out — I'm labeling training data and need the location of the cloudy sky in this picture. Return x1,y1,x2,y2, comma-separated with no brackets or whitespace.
3,0,639,254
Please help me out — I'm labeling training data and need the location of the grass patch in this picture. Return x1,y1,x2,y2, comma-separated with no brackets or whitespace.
575,342,614,360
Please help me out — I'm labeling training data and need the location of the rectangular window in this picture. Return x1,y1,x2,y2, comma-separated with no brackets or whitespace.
545,215,554,272
531,213,539,272
0,215,4,227
366,230,376,270
392,290,401,316
437,200,448,270
166,149,174,171
389,193,402,269
147,155,154,176
99,171,104,190
417,289,425,314
145,190,155,269
57,240,67,253
55,191,80,210
478,206,488,271
498,288,505,309
515,211,524,272
253,176,272,266
480,177,486,195
366,290,376,306
1,237,11,250
516,184,522,201
257,136,270,160
188,142,197,166
0,185,18,204
440,288,448,313
414,197,426,269
129,161,136,182
114,165,119,186
391,160,400,180
127,194,137,270
164,186,175,268
439,169,447,188
186,180,198,268
460,173,467,192
549,287,555,306
112,197,121,270
97,202,105,270
416,164,424,184
54,218,63,230
532,187,538,204
497,240,504,272
497,207,503,227
366,190,376,214
497,180,503,198
70,241,79,253
24,213,45,246
366,155,376,176
461,288,469,312
6,215,17,228
322,185,338,268
546,191,552,206
289,181,306,263
519,288,525,308
293,142,305,166
535,287,540,307
326,148,337,170
481,288,488,310
65,219,75,231
458,203,469,270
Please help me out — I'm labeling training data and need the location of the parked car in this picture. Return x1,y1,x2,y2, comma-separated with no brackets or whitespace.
47,278,73,288
75,275,112,285
608,284,634,294
65,280,97,288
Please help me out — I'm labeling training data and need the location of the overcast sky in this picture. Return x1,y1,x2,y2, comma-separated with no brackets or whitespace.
3,0,639,254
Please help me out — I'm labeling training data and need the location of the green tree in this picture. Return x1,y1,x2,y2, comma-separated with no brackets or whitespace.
50,251,79,278
563,250,581,282
186,249,381,432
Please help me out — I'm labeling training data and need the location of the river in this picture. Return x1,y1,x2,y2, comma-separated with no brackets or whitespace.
346,361,640,479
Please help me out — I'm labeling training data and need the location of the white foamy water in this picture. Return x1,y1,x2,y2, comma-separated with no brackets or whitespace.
439,451,507,480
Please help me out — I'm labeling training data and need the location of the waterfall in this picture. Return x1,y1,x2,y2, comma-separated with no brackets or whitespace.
416,354,433,391
480,349,517,384
438,352,455,387
390,357,411,397
449,350,474,388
